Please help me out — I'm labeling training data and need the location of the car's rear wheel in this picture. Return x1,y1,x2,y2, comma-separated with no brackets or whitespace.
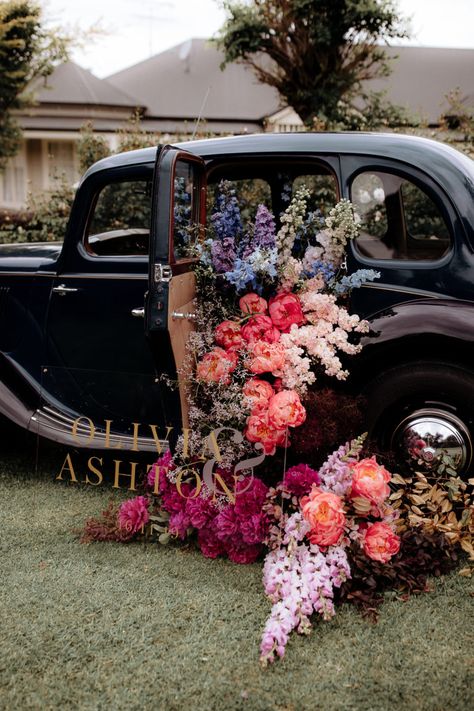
364,362,474,476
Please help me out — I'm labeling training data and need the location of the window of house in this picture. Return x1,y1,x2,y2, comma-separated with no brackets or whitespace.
47,141,77,185
86,180,151,256
0,150,27,208
351,170,451,261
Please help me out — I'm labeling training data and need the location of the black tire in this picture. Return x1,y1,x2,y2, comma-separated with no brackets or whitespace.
363,361,474,472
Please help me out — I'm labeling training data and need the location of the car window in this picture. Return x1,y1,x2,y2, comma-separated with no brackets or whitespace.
86,180,151,256
351,171,451,261
292,174,338,216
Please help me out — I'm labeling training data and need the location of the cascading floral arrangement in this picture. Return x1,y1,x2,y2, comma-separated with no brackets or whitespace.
80,181,471,665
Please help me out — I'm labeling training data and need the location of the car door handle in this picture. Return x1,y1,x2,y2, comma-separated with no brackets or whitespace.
131,307,145,318
172,311,197,321
52,284,80,296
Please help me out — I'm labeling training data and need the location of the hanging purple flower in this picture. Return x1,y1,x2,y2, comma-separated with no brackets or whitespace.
253,204,276,250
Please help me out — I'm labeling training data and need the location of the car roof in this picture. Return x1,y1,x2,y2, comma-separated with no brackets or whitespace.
81,131,474,189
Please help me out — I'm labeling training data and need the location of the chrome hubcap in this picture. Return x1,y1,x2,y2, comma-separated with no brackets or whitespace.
392,408,472,472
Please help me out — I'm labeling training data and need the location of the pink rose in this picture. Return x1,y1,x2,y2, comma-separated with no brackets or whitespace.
196,347,238,385
243,378,275,414
241,314,280,344
247,340,286,375
269,293,305,333
239,293,268,315
268,390,306,429
214,320,244,351
245,411,288,455
301,488,346,547
363,522,400,563
118,496,150,534
351,457,391,507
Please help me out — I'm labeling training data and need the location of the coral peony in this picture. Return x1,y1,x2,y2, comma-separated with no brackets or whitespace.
196,347,238,385
351,457,391,507
269,293,306,332
214,320,244,351
118,496,149,534
241,314,280,344
363,522,400,563
283,464,320,496
239,293,268,315
243,378,275,414
247,340,286,375
245,411,288,455
301,488,346,547
268,390,306,429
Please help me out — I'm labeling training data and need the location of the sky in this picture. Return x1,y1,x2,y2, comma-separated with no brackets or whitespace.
41,0,474,78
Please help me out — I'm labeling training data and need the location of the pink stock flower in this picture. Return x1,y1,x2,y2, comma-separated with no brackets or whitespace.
350,457,392,507
241,314,280,344
243,378,275,414
196,347,238,385
245,411,288,455
239,293,268,315
363,522,400,563
269,293,306,332
214,320,244,351
268,390,306,429
118,496,150,534
301,488,346,547
247,340,286,375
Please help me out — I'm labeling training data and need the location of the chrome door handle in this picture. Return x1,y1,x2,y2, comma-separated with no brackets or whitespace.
131,307,145,318
172,311,197,321
52,284,79,296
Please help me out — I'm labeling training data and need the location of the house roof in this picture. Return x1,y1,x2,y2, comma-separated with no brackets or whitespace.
367,46,474,123
106,38,282,121
107,41,473,126
28,61,142,109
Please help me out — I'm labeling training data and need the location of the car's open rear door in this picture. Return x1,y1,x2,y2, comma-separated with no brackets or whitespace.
147,145,206,428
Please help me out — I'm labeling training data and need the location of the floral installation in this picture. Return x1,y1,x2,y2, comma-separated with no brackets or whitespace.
80,181,472,665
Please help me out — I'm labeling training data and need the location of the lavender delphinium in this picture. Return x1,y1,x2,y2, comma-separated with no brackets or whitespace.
210,181,243,273
331,269,381,295
253,204,276,249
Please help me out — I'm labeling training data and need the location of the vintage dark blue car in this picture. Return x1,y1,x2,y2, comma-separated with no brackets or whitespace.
1,133,473,471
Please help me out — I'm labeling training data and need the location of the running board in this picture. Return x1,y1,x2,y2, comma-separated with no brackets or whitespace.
29,405,170,454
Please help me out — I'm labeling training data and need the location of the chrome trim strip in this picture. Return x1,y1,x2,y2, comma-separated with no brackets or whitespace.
0,271,147,280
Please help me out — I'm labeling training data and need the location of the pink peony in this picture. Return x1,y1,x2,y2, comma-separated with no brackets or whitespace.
226,542,262,564
351,457,392,507
301,488,346,547
247,340,286,375
245,411,288,455
196,347,238,385
234,476,269,517
239,293,268,315
197,524,226,559
214,320,244,351
147,450,175,492
241,314,280,344
267,390,306,429
118,496,150,534
243,378,275,414
269,293,305,333
363,522,400,563
283,464,320,496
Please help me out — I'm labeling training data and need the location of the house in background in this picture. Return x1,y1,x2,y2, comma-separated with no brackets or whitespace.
1,40,473,210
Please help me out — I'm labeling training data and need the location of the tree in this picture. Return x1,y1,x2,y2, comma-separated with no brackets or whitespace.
215,0,409,128
0,1,68,170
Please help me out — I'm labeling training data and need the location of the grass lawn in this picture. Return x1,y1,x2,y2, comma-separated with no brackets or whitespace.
0,438,473,711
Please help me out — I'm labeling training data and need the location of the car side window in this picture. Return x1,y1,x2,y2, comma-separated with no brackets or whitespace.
351,171,451,261
86,180,151,256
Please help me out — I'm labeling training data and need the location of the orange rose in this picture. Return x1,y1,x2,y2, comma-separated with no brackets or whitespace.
267,390,306,429
243,378,275,414
301,488,346,547
363,522,400,563
214,320,244,351
247,340,286,375
351,457,391,507
245,411,288,455
196,347,238,385
239,293,268,315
